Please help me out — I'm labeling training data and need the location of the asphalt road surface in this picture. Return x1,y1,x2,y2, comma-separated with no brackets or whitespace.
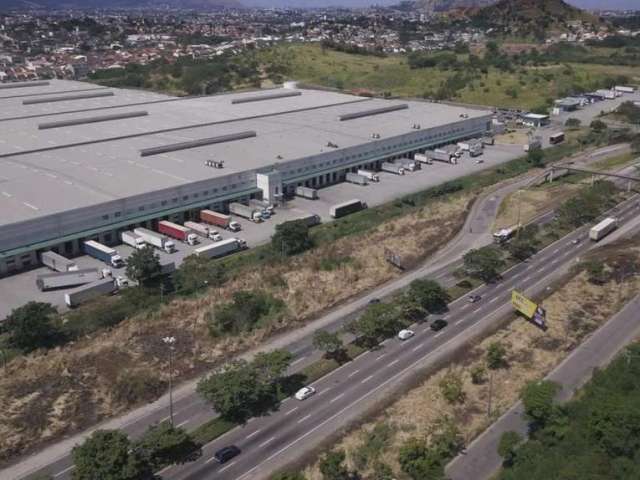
446,295,640,480
9,145,633,480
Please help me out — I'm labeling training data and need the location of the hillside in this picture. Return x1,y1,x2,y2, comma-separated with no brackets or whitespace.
0,0,242,11
415,0,496,13
471,0,600,37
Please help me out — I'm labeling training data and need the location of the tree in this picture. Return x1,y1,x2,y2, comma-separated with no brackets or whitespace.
470,365,487,385
631,134,640,154
404,279,450,314
71,430,154,480
347,303,404,346
174,255,225,295
463,247,505,283
3,301,59,352
271,219,313,256
439,370,466,404
486,342,508,370
527,147,544,167
497,431,523,466
319,450,351,480
272,473,306,480
584,260,607,284
313,330,347,362
521,380,560,427
590,119,608,131
208,290,285,337
564,117,581,129
125,246,161,286
135,422,201,469
398,438,445,480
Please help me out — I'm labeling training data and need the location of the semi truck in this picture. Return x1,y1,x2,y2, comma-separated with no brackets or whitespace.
469,142,483,157
65,278,118,308
158,220,198,246
200,210,241,232
493,224,521,244
589,217,618,241
345,172,369,185
133,227,176,253
194,238,247,259
292,213,322,228
229,202,263,222
83,240,124,268
414,153,433,165
249,199,274,215
295,186,319,200
396,158,419,171
36,268,102,291
121,231,146,250
615,85,635,94
41,251,78,273
427,149,456,164
381,162,405,175
357,169,380,182
330,199,367,219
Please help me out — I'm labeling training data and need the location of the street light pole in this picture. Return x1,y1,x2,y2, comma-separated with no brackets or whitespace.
162,336,176,427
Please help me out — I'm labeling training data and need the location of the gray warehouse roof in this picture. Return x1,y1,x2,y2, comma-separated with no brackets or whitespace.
0,80,491,227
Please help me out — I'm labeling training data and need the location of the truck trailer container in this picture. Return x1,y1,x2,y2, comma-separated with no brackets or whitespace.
292,213,322,228
357,169,380,182
396,158,419,171
200,210,241,232
345,172,369,185
194,238,247,259
121,231,146,250
614,85,635,94
83,240,124,268
41,251,78,273
427,149,455,164
589,217,618,241
65,278,117,308
295,186,319,200
330,199,368,219
595,89,616,100
158,221,198,246
229,202,263,222
381,162,405,175
36,268,102,291
469,142,483,157
133,228,175,253
413,153,433,165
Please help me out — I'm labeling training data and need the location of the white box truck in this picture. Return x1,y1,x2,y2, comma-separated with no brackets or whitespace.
295,186,319,200
357,169,380,182
194,238,247,259
41,251,78,272
229,203,263,223
65,278,117,308
134,227,176,253
414,153,433,165
381,162,405,175
396,158,419,171
345,172,369,185
121,231,146,250
36,268,102,291
589,217,618,241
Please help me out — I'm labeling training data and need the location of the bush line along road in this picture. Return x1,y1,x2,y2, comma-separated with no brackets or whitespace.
11,145,636,480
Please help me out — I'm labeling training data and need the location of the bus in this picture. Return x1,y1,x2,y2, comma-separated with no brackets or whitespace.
549,132,565,145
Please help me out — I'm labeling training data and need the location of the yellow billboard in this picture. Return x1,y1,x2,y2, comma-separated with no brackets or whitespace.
511,290,537,319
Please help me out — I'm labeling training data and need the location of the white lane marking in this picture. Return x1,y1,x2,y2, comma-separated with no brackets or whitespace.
284,407,299,416
318,386,333,396
455,319,466,326
259,437,276,448
472,308,481,314
219,460,237,472
434,332,445,338
553,248,560,254
411,343,425,353
489,297,498,303
291,356,307,366
347,369,360,378
297,414,312,424
176,420,189,428
204,456,218,464
461,304,470,310
523,276,531,282
330,393,345,403
551,258,559,264
361,375,374,384
375,353,387,361
387,359,400,368
54,466,74,477
246,429,262,439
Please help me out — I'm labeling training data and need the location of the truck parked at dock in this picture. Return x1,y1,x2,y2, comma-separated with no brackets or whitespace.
41,251,78,273
121,231,146,250
345,172,369,185
133,228,176,253
357,169,380,182
158,221,198,246
83,240,124,268
64,277,118,308
295,186,319,200
229,203,263,223
381,162,405,175
194,238,247,259
200,210,241,232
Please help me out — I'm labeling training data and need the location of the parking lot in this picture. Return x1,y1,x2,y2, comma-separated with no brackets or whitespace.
0,142,523,319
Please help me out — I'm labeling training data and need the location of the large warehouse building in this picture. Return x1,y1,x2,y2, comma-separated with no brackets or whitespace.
0,80,492,276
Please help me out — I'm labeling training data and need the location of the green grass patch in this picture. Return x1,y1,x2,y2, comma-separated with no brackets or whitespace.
190,417,237,445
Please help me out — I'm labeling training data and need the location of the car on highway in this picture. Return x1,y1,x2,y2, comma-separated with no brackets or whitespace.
368,298,381,305
295,386,316,401
397,329,415,341
571,237,581,245
214,445,241,464
430,319,448,332
468,294,481,303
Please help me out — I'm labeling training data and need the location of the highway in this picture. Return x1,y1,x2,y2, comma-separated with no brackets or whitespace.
158,195,640,480
10,144,633,480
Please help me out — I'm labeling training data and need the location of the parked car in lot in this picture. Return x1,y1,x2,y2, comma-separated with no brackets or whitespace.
430,319,448,332
397,329,415,341
209,230,223,242
214,445,241,464
295,386,316,401
468,294,481,303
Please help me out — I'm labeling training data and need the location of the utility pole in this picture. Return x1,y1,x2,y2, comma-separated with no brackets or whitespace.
162,336,176,426
487,370,494,418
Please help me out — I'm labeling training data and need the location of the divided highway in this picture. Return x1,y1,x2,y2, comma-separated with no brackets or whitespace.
160,196,640,479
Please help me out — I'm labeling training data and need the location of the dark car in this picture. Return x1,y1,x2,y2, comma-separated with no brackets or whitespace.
368,298,381,305
468,294,481,303
430,319,448,332
214,445,241,464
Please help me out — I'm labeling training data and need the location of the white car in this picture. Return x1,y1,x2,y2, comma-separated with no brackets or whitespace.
210,231,223,242
295,386,316,401
397,329,415,341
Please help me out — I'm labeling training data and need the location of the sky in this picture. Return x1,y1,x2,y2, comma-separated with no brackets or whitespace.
243,0,639,9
